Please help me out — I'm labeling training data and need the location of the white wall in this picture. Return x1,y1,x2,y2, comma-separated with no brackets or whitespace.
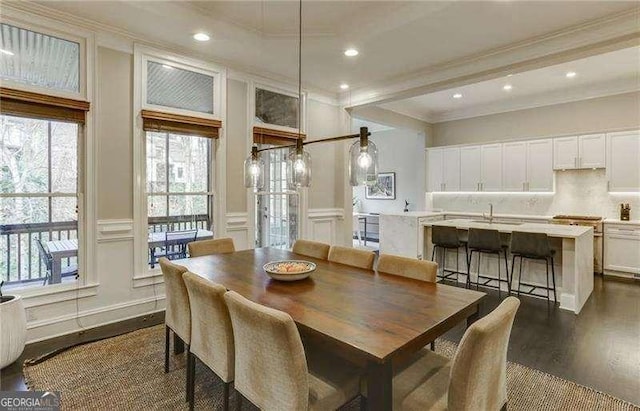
353,128,426,214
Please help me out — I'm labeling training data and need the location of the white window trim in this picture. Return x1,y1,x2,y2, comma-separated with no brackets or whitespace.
132,44,227,280
0,10,97,300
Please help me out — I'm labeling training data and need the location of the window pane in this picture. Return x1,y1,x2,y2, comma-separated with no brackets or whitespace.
168,134,210,193
169,195,209,217
147,61,214,114
51,197,77,222
51,122,78,193
146,132,167,193
148,195,167,217
255,88,299,129
0,23,80,93
0,196,48,225
0,116,49,194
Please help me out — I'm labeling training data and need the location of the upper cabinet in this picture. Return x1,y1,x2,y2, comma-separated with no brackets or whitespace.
426,148,443,192
480,144,503,191
460,146,482,191
503,139,553,192
426,147,460,192
553,134,605,170
607,131,640,192
502,142,527,191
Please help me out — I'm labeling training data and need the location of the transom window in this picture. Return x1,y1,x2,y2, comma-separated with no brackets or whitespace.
146,61,214,114
255,88,299,129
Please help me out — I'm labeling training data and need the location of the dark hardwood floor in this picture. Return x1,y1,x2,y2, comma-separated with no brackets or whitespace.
2,275,638,405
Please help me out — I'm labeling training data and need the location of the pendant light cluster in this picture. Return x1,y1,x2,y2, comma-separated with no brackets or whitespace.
243,0,378,191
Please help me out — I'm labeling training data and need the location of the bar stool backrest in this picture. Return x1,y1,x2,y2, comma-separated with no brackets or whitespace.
510,231,552,258
432,226,460,248
468,228,502,252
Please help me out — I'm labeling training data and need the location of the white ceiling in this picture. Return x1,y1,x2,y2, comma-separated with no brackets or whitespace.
32,0,639,96
380,46,640,122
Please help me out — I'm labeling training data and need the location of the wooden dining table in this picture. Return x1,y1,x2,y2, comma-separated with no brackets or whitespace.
176,247,486,411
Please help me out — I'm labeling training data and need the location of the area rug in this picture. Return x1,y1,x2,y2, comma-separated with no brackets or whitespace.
23,325,639,410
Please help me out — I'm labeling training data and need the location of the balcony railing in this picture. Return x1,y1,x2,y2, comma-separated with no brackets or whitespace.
0,214,211,287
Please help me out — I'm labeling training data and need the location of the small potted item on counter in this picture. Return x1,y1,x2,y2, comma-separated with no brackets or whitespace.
620,203,631,221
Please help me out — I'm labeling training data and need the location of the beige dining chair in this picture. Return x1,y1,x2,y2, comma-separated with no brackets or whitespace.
292,239,331,260
328,246,375,270
183,272,234,411
377,254,438,283
224,291,362,410
187,237,235,257
159,257,192,401
392,296,520,411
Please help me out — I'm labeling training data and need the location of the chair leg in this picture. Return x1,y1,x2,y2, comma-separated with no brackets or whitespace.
174,333,185,355
545,257,550,302
442,248,447,282
496,252,502,299
517,257,523,297
223,382,230,411
467,250,473,289
164,326,170,373
360,395,368,411
476,252,481,290
188,351,197,408
186,348,192,403
551,257,557,304
236,392,243,411
465,244,471,288
430,341,435,351
456,248,460,284
504,251,511,294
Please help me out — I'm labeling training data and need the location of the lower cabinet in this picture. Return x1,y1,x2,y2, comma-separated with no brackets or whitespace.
604,224,640,276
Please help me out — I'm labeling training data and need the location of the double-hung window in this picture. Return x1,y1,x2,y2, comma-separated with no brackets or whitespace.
0,22,89,290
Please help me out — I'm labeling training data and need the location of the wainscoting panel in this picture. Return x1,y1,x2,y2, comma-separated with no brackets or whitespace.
226,212,251,250
97,219,134,243
306,208,345,245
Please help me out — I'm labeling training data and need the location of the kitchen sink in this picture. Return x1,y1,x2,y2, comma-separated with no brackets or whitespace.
471,220,524,226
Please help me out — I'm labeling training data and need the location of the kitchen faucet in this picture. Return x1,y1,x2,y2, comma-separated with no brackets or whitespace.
483,203,494,223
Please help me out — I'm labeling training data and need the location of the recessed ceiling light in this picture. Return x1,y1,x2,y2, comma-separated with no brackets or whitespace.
161,64,174,70
193,33,210,42
340,83,350,90
566,71,577,78
503,84,513,91
0,49,14,56
453,93,462,99
344,48,359,57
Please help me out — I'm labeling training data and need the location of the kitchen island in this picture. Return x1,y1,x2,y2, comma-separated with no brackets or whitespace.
380,212,594,314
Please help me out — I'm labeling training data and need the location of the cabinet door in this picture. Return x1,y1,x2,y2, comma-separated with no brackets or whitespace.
459,146,481,191
502,141,527,192
442,147,460,191
426,148,443,192
604,228,640,274
553,136,578,170
607,131,640,192
527,139,553,192
480,144,502,191
578,133,606,169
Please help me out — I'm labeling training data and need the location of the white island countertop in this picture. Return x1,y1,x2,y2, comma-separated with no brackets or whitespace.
380,210,553,221
423,219,592,239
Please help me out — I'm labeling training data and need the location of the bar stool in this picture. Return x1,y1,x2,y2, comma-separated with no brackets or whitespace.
509,231,557,303
431,225,469,285
467,228,510,297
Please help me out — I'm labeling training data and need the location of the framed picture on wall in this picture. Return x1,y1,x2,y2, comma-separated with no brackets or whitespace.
366,172,396,200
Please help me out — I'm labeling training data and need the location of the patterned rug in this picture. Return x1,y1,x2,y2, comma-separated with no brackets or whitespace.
23,325,639,410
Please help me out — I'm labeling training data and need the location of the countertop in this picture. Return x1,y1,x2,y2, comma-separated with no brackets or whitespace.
604,218,640,226
380,211,552,221
421,218,592,239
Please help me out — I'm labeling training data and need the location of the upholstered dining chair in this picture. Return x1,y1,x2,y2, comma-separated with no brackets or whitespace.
224,291,362,410
187,237,235,257
327,246,375,270
158,257,192,402
377,254,438,283
183,272,234,411
292,239,331,260
392,296,520,411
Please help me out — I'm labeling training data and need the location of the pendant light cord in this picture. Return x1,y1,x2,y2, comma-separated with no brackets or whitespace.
298,0,302,145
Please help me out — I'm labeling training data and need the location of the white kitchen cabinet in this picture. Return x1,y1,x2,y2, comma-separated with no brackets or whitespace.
553,136,578,170
502,141,527,191
480,144,502,191
604,224,640,275
460,145,481,191
578,134,606,169
607,131,640,192
554,134,606,170
442,147,460,191
426,148,443,192
526,139,554,192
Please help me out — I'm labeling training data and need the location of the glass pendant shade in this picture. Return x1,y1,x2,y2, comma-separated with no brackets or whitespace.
287,140,311,189
349,128,378,186
244,146,265,190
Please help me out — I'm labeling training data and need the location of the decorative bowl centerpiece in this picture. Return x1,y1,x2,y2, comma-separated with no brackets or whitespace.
263,260,316,281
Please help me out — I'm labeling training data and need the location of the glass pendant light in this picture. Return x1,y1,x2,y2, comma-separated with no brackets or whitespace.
244,145,265,190
349,127,378,186
287,139,311,189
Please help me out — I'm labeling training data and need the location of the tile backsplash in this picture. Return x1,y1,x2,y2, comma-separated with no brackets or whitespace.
429,169,639,219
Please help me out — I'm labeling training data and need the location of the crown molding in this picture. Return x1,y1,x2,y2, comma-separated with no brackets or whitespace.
343,7,640,109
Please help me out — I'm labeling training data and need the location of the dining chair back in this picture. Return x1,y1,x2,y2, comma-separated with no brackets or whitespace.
183,272,234,409
187,237,235,257
224,291,310,410
377,254,437,283
432,226,462,248
448,296,520,410
328,246,375,270
159,257,191,345
292,239,330,260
